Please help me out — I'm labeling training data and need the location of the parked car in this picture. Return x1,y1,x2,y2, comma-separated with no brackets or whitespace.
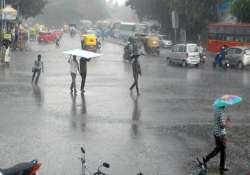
225,46,250,69
167,43,200,67
51,30,63,39
38,32,56,43
159,35,172,49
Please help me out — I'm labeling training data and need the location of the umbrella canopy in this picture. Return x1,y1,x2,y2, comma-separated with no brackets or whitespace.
213,95,242,109
64,49,102,60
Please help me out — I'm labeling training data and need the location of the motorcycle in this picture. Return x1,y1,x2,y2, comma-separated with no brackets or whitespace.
79,147,110,175
0,160,41,175
97,39,101,50
199,52,206,64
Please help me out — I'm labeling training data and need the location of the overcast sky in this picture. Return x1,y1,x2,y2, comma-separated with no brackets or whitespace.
106,0,126,5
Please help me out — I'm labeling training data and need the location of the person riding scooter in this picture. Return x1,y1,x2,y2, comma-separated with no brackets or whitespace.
123,37,138,61
96,37,101,50
213,46,229,68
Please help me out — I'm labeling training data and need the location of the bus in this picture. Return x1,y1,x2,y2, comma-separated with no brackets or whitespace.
208,23,250,52
96,20,111,30
119,22,150,41
110,21,121,38
119,22,136,41
80,20,93,32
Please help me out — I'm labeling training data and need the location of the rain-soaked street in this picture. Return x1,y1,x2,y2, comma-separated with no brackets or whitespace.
0,34,250,175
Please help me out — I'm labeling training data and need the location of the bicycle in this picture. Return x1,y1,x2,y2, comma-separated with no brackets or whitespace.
79,147,110,175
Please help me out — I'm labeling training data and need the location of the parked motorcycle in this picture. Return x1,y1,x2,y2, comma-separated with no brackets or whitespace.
79,147,110,175
0,160,41,175
199,52,206,64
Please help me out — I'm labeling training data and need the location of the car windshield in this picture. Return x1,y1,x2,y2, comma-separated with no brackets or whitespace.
188,45,198,52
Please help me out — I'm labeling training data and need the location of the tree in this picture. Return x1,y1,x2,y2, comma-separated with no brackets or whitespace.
127,0,222,41
231,0,250,23
36,0,109,26
6,0,48,19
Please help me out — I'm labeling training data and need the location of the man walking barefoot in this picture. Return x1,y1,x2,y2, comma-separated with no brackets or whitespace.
32,54,44,84
129,55,141,95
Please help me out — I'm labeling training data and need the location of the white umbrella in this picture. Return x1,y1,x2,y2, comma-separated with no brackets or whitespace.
63,49,102,60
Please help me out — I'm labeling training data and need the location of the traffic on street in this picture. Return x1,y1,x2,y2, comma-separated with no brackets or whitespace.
0,0,250,175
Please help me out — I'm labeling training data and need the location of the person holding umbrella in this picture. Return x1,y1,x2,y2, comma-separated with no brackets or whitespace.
64,49,102,93
202,95,242,172
80,57,88,93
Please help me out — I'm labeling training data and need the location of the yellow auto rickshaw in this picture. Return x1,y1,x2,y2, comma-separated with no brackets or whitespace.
64,24,69,33
144,35,160,55
81,34,97,52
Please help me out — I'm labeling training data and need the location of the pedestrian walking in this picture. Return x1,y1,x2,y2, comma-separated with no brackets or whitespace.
4,44,11,66
202,106,231,171
68,55,79,94
55,36,60,48
79,57,88,93
32,54,44,84
129,55,142,95
1,43,7,63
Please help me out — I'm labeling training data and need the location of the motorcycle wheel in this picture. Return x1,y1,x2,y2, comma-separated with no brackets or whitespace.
237,61,244,70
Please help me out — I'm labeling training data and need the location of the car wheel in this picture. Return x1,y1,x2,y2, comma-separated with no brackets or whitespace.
237,61,244,70
182,60,187,68
223,63,229,70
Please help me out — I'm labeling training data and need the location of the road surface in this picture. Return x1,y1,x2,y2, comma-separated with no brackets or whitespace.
0,34,249,175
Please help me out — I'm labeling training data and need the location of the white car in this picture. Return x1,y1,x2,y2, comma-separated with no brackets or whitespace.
159,35,172,48
167,43,200,67
161,39,173,48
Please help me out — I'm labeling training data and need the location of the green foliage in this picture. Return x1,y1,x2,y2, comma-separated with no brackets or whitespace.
231,0,250,23
127,0,220,41
37,0,109,26
6,0,48,19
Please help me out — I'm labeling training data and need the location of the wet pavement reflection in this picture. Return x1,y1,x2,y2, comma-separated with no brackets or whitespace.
131,93,141,136
32,84,43,107
0,34,249,175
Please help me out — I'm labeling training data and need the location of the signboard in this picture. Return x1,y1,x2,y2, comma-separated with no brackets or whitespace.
3,33,12,40
2,12,16,20
0,6,17,21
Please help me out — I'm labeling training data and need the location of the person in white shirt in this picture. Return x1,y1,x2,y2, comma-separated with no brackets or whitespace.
32,54,44,84
4,45,11,66
68,55,79,94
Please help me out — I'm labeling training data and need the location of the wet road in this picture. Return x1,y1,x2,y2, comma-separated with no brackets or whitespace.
0,34,249,175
